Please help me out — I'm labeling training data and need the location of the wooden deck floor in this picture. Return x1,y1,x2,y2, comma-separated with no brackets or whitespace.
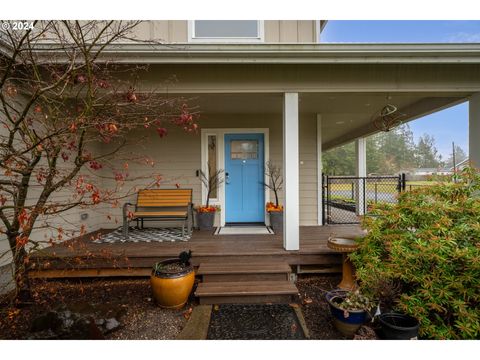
29,225,363,278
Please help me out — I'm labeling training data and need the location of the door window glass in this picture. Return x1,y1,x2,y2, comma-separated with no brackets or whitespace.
208,135,218,198
231,140,258,160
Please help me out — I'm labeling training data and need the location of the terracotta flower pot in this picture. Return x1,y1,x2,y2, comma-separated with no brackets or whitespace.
150,259,195,309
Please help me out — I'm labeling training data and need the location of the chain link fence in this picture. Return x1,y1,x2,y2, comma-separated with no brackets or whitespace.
323,175,401,224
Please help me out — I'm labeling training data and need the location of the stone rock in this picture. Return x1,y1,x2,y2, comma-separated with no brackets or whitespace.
353,325,379,340
29,302,125,339
105,318,121,332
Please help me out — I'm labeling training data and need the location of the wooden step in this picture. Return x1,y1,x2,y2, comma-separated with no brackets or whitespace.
197,262,291,282
195,281,299,305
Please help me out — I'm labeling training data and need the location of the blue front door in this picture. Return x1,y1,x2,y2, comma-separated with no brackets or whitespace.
225,133,265,223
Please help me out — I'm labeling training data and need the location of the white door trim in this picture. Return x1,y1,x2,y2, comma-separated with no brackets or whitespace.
200,128,270,227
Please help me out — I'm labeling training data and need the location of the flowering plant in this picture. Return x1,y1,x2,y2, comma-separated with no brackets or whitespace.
263,161,283,211
266,202,283,212
196,205,220,213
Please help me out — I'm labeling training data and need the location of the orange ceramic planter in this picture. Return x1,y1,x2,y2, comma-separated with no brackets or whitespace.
150,259,195,309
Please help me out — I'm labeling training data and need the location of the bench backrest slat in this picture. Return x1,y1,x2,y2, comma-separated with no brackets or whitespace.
137,189,192,208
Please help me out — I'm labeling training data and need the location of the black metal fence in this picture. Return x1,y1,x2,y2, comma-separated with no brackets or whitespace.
323,174,402,225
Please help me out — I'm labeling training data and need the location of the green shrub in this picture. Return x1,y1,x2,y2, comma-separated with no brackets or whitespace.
350,168,480,339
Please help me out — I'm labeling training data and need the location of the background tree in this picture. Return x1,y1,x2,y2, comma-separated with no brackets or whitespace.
322,124,447,175
322,142,356,175
0,21,198,301
415,134,443,168
374,124,417,173
445,144,468,168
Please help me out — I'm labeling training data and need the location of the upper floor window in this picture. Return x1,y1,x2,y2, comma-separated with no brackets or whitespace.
189,20,264,43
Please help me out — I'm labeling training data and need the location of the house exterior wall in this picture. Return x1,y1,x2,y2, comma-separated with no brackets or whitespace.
94,113,319,229
130,21,317,43
0,105,105,267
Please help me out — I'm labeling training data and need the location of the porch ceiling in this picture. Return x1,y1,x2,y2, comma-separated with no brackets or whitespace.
184,91,470,150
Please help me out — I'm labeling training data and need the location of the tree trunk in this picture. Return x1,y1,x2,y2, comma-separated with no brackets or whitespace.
7,233,32,303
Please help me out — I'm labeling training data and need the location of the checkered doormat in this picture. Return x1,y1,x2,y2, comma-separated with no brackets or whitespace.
92,227,191,244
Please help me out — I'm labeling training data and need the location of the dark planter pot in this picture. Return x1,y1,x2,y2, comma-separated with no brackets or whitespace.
377,312,419,340
269,211,283,233
196,211,215,231
325,290,370,337
150,259,195,309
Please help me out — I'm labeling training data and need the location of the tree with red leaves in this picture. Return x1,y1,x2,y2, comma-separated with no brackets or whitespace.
0,21,198,301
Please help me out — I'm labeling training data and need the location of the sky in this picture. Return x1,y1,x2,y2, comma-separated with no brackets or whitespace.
322,21,480,159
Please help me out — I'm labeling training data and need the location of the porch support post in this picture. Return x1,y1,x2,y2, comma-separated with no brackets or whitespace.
355,137,367,216
469,93,480,169
317,114,323,225
283,92,300,251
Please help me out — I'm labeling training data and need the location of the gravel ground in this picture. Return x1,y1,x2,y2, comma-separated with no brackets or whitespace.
0,278,192,340
296,274,349,340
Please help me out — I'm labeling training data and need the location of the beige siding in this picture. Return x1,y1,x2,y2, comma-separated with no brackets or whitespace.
128,21,188,42
30,20,317,44
265,21,316,43
129,21,316,43
97,113,319,228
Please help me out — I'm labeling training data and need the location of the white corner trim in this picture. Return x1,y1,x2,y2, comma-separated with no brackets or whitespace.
469,93,480,169
355,137,367,216
283,93,300,251
315,20,321,43
188,20,265,43
200,128,270,227
316,114,323,225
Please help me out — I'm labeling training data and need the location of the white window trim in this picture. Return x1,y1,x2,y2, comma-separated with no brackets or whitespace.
200,128,270,227
203,133,220,204
188,20,265,43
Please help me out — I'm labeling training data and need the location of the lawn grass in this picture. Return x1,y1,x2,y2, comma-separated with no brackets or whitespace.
328,180,440,195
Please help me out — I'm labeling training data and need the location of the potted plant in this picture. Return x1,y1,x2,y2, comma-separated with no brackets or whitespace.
197,163,224,230
195,204,220,230
325,289,373,337
361,279,420,340
150,250,194,309
263,161,283,233
377,312,420,340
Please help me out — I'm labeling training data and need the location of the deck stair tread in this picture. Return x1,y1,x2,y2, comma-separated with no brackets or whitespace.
197,262,291,275
195,281,298,297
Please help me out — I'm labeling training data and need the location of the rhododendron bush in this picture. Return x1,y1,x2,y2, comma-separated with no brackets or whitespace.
350,168,480,339
0,21,198,301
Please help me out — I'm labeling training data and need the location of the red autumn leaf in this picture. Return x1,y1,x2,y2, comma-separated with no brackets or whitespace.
89,161,102,170
156,127,168,138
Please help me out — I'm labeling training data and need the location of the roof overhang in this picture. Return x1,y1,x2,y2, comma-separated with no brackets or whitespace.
2,40,480,64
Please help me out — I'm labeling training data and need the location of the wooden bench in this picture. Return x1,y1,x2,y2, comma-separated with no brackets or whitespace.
122,189,193,239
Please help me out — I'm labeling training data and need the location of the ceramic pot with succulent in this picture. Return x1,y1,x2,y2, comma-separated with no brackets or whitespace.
325,289,373,337
263,161,284,233
196,163,224,231
150,250,194,309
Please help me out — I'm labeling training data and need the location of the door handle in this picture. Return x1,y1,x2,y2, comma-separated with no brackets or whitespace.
225,172,230,185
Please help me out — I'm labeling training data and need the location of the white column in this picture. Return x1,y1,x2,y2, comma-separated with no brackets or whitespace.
469,93,480,169
317,114,323,225
283,93,300,251
355,137,367,216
